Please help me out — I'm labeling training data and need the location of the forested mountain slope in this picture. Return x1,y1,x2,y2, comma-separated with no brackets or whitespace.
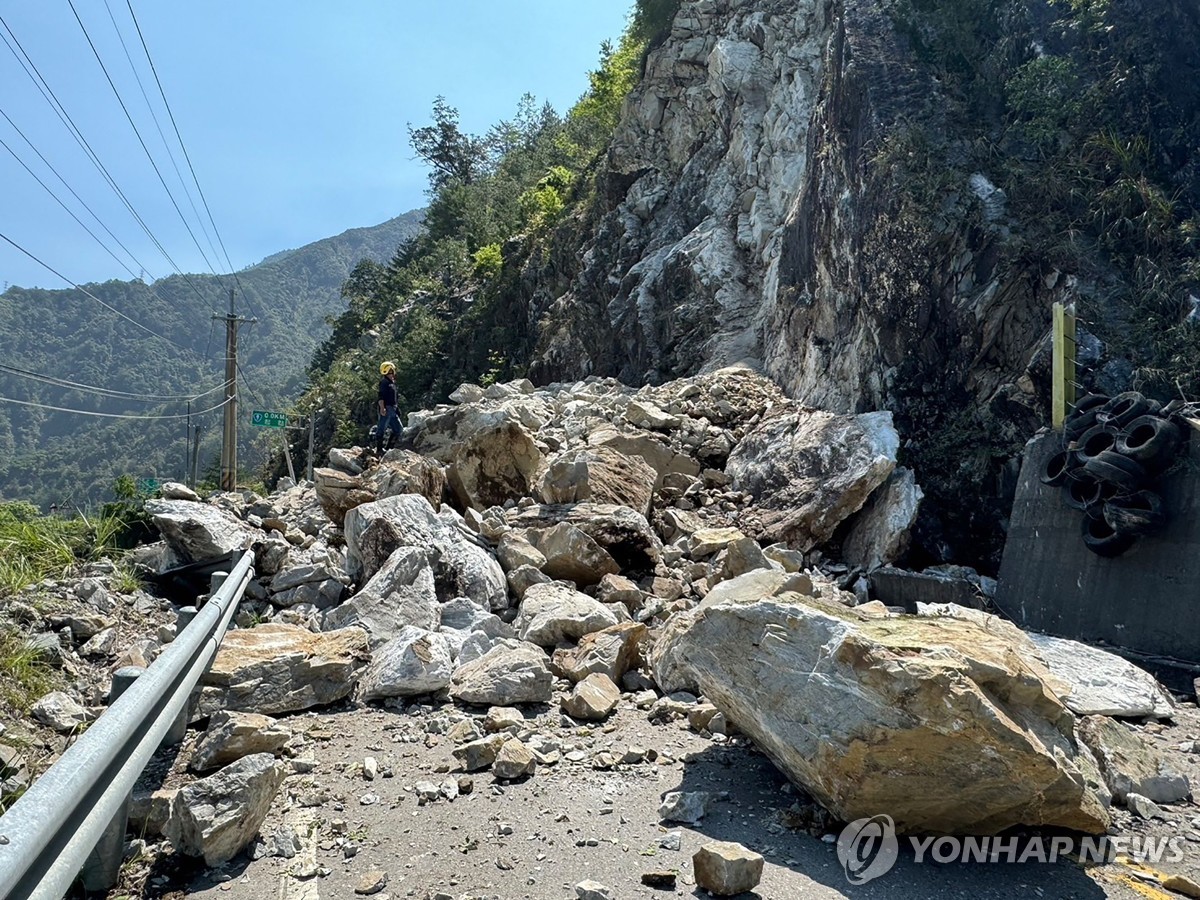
0,210,422,508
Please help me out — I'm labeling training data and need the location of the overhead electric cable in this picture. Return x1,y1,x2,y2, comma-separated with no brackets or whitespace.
0,134,140,281
0,362,223,403
0,393,232,420
0,105,153,280
66,0,225,282
0,15,212,309
100,0,222,268
0,229,203,360
124,0,253,315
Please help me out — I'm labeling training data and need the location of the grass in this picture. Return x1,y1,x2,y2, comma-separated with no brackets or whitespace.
0,628,58,714
110,561,143,595
0,502,131,597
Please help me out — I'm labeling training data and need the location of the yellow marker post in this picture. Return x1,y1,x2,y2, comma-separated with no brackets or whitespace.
1052,301,1078,431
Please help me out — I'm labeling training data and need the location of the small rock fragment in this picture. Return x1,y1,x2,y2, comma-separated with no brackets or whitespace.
575,880,614,900
354,869,388,895
692,841,764,896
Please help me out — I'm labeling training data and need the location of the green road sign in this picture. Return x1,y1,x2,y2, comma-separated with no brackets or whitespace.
251,410,288,428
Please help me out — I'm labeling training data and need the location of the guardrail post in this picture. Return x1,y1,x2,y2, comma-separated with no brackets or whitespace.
81,667,144,891
176,605,197,631
167,606,199,743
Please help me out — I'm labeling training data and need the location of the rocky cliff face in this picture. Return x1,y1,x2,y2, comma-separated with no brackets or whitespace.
525,0,1146,566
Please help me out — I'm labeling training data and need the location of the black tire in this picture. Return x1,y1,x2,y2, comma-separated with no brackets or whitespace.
1084,451,1147,491
1064,408,1101,441
1063,475,1104,511
1069,393,1111,417
1082,516,1137,558
1117,415,1182,471
1041,450,1078,487
1098,391,1160,428
1072,424,1120,461
1104,490,1166,536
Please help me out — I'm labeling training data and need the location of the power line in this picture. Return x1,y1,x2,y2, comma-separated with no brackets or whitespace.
0,229,204,360
123,0,253,316
100,0,223,271
0,14,212,309
0,104,153,281
65,0,225,283
0,393,231,420
0,132,140,282
0,362,222,403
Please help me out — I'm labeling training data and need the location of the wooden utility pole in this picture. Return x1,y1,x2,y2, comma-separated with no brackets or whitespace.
214,289,255,491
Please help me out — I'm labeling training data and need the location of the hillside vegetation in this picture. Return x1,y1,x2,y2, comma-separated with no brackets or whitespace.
0,211,422,509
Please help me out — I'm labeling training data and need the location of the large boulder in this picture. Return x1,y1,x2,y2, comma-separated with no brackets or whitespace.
268,563,350,609
538,446,658,516
552,622,647,683
450,640,553,706
358,627,455,700
1077,716,1190,804
515,583,620,648
164,753,285,865
189,712,292,773
447,419,543,511
505,503,662,573
323,547,439,643
727,409,899,549
198,624,370,716
842,467,923,570
526,523,620,586
587,428,701,487
313,467,376,527
656,592,1110,834
367,450,447,509
1026,633,1175,719
345,495,507,611
144,500,254,564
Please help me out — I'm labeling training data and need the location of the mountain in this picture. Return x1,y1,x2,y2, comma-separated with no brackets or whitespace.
302,0,1200,573
0,209,423,508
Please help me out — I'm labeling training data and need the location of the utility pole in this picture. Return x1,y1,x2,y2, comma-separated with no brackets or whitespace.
191,425,202,488
214,289,255,492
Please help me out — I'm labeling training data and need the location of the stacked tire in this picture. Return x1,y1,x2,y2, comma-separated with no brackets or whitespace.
1041,392,1187,558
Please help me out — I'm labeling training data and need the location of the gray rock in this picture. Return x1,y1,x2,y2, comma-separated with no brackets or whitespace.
145,499,254,564
692,841,765,897
164,753,286,865
492,738,536,780
1126,792,1167,820
447,418,543,511
575,880,615,900
507,564,551,599
1027,633,1175,719
496,532,547,572
160,481,201,502
562,673,621,721
539,445,658,517
526,523,620,586
505,503,662,571
345,495,507,611
654,592,1110,835
197,624,370,716
358,627,455,700
450,640,553,706
324,547,439,643
453,733,509,772
842,467,924,570
190,711,292,773
367,450,446,510
552,622,647,684
516,583,619,647
1077,715,1190,804
438,597,511,638
727,409,898,549
659,791,716,825
31,691,90,733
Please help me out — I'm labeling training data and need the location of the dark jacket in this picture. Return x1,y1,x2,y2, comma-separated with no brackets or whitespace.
378,376,397,408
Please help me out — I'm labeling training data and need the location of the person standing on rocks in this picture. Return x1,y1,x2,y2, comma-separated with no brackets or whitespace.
375,361,401,454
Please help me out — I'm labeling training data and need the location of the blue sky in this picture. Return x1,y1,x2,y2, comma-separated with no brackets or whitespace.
0,2,631,289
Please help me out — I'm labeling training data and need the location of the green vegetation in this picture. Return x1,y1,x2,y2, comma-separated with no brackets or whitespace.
0,211,423,509
301,4,666,451
0,628,58,715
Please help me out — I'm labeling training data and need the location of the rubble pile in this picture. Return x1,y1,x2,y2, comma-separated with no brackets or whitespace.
2,367,1193,889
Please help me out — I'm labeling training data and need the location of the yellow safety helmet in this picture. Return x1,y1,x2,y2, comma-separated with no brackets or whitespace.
380,361,396,375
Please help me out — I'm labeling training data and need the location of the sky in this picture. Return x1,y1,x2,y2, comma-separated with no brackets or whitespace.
0,2,632,290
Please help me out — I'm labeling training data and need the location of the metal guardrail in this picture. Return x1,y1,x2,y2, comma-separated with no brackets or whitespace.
0,550,255,899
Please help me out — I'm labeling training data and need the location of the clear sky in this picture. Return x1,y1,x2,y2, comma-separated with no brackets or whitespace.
0,2,632,290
